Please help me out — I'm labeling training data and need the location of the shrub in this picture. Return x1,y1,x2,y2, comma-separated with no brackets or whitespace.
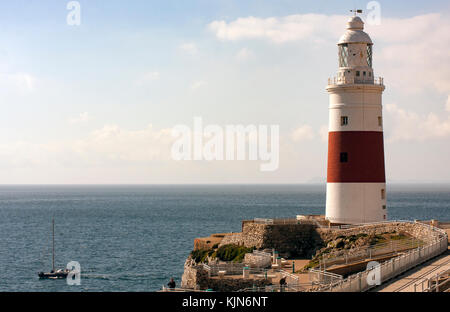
390,233,407,240
335,240,346,249
191,249,210,263
214,244,254,262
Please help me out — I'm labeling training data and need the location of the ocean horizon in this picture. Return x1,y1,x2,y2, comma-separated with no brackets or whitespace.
1,183,449,291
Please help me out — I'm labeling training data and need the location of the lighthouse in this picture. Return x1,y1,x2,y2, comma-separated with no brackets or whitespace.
325,14,386,224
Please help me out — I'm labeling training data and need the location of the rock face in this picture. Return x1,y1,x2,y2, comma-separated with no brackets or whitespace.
221,223,322,258
180,257,271,291
316,222,441,243
181,221,446,291
219,221,443,259
181,258,203,289
244,252,272,268
201,277,271,292
219,233,243,247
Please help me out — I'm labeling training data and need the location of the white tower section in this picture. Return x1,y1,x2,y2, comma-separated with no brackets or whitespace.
325,16,387,224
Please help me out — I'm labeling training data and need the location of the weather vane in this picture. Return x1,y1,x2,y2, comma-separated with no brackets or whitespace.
350,9,363,16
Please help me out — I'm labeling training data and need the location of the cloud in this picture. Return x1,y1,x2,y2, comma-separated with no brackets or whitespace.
446,95,450,112
73,124,174,163
0,124,175,169
368,14,450,94
291,125,315,141
0,72,36,93
208,14,343,44
179,42,198,55
208,13,450,95
190,80,207,90
385,103,450,142
236,48,253,61
136,71,160,86
69,112,91,124
319,125,328,143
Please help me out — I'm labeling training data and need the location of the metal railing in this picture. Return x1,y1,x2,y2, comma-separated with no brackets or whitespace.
237,284,311,292
253,218,318,225
317,237,425,270
315,221,448,292
202,263,246,276
252,250,272,258
309,269,343,285
419,268,450,292
160,286,214,292
328,76,384,86
411,260,450,292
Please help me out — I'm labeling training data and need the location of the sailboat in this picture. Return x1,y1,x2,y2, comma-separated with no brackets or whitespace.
38,219,70,279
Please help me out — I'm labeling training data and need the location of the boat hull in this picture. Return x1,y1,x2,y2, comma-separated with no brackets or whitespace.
38,271,68,279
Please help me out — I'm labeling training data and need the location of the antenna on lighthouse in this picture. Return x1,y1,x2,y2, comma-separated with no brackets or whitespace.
350,9,363,16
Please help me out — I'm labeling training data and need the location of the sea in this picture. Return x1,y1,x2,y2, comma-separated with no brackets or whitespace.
0,184,448,292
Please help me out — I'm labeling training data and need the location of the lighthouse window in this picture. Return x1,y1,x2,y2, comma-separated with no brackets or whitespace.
356,71,360,77
378,116,382,126
367,45,373,67
363,71,366,76
341,116,348,126
381,189,385,200
340,152,348,163
338,44,348,67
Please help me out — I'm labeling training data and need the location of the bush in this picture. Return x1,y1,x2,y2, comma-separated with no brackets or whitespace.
191,249,210,263
214,244,254,262
335,240,346,249
390,233,407,240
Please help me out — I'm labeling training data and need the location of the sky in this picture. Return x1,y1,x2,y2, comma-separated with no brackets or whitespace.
0,0,449,184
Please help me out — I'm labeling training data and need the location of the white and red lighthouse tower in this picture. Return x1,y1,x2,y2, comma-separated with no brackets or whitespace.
325,15,386,224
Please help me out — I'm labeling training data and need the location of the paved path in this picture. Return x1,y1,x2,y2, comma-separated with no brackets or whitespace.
376,248,450,292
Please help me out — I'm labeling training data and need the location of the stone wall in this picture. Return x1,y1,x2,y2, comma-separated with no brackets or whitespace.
182,221,446,291
219,221,444,259
201,277,271,292
219,233,243,247
181,258,207,289
316,222,443,243
244,253,272,268
180,258,271,291
228,222,322,258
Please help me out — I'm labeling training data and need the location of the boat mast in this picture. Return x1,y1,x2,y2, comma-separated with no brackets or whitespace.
52,218,55,272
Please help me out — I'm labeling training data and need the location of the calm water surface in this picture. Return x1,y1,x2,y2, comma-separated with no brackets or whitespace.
0,184,448,291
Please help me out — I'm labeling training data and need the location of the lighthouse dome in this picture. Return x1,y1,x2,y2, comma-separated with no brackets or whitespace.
338,16,372,45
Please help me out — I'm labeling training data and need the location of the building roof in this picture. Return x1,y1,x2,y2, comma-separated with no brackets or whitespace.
338,16,373,45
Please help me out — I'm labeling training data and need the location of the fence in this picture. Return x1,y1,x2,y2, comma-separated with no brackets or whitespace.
202,263,246,277
237,283,311,292
415,267,450,292
309,269,343,285
253,218,318,226
315,221,448,292
328,76,384,86
318,237,424,270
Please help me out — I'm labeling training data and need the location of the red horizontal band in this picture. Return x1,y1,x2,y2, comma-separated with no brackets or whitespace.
327,131,386,183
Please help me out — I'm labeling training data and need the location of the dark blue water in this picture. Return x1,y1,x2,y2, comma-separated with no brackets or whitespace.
0,184,448,291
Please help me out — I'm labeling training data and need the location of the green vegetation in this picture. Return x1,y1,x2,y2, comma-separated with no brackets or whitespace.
191,249,210,263
390,233,408,240
190,244,255,263
348,233,368,243
214,244,255,262
370,234,386,246
300,258,319,272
